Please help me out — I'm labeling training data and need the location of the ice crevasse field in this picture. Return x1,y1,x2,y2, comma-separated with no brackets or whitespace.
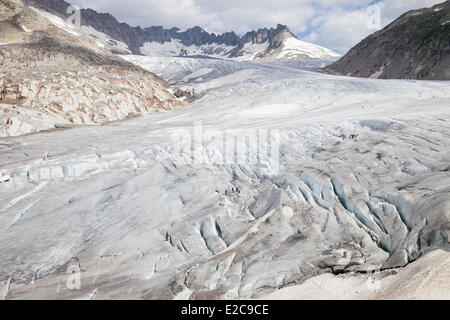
1,55,450,299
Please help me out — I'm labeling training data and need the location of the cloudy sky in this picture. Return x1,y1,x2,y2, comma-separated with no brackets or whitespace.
70,0,444,54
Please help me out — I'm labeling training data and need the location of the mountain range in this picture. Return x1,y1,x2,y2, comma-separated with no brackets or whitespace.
21,0,340,61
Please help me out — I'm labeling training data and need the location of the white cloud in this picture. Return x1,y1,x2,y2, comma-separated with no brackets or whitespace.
304,8,374,54
70,0,446,54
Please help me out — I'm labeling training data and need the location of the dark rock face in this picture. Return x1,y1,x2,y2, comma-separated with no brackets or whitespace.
80,8,144,54
240,24,292,46
21,0,295,56
21,0,68,17
325,1,450,80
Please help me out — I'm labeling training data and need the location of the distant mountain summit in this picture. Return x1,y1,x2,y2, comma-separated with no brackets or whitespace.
325,1,450,80
227,24,340,61
21,0,340,61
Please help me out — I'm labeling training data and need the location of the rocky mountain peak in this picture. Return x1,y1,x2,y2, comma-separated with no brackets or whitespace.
240,24,295,45
276,23,288,29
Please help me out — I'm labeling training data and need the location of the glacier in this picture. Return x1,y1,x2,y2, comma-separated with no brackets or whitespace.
0,57,449,299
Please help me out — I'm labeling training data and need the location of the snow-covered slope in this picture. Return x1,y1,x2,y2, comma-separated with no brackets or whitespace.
140,39,235,59
1,55,449,299
276,37,341,60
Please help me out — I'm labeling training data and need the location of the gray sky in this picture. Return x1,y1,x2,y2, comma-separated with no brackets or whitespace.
70,0,444,54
